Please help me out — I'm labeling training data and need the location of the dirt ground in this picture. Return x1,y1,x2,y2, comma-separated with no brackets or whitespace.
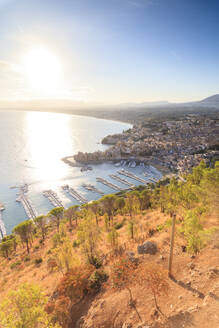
0,210,218,328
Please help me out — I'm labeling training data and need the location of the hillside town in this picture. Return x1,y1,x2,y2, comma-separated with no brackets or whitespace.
74,114,219,174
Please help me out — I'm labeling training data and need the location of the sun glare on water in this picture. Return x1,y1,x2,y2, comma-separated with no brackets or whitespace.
22,46,62,93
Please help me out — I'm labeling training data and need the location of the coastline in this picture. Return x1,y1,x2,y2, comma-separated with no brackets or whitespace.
3,108,134,126
62,155,172,177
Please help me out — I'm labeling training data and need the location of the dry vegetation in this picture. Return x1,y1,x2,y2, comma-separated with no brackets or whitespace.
0,161,218,328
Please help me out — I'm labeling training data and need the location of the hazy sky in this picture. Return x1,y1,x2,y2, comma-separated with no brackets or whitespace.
0,0,219,106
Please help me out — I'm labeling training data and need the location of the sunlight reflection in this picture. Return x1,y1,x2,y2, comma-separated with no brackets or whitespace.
25,111,73,181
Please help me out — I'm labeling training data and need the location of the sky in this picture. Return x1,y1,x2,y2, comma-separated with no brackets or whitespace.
0,0,219,107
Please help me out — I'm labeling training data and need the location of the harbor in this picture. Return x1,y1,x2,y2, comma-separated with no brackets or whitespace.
109,174,135,188
1,162,162,235
16,185,37,220
43,190,64,208
0,203,6,240
118,169,148,185
62,185,88,204
82,183,104,196
96,177,122,191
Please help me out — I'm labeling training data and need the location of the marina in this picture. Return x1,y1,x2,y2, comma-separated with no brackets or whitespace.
82,183,104,196
0,203,6,240
43,190,64,208
62,185,88,204
96,177,122,191
16,192,37,220
118,169,148,185
109,174,135,188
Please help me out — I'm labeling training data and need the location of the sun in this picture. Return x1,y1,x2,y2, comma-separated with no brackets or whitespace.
22,46,62,93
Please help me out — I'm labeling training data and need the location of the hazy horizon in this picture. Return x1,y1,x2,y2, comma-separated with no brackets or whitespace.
1,0,219,107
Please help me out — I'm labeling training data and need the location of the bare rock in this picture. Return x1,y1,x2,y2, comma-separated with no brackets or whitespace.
122,323,133,328
137,241,157,255
187,262,195,270
207,267,219,278
134,324,150,328
187,304,199,313
126,251,139,264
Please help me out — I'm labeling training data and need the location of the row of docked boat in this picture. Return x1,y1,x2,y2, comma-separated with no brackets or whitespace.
1,167,161,238
115,160,137,168
43,190,64,208
0,203,6,240
62,185,88,204
109,174,135,188
82,183,104,196
118,169,148,185
96,177,121,191
16,192,37,220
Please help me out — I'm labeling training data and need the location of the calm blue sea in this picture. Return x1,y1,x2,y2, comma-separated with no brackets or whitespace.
0,110,160,234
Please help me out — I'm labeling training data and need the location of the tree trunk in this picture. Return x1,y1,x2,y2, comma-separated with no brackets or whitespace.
153,291,165,317
26,239,29,254
126,287,142,322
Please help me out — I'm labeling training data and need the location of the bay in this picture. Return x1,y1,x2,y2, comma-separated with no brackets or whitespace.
0,110,161,235
0,110,132,233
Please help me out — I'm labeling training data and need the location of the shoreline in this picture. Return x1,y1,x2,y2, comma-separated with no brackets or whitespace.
2,108,134,126
62,155,172,176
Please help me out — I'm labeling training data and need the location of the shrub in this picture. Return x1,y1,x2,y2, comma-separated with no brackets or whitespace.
10,260,21,269
24,256,30,262
114,222,123,230
72,240,80,248
35,258,43,265
88,270,108,293
47,257,58,272
88,255,102,269
136,263,169,316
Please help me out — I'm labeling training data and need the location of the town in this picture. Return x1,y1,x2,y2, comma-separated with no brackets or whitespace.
74,114,219,174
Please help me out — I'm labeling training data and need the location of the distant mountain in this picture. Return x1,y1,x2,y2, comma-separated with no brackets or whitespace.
115,101,169,108
200,94,219,106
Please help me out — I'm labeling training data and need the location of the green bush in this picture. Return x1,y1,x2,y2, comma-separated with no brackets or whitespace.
114,222,124,230
88,255,102,269
24,256,30,262
88,269,108,293
72,240,80,248
34,258,43,265
10,260,21,269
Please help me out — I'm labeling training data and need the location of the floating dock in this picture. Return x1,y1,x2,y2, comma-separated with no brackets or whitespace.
62,185,88,204
96,177,122,191
109,174,135,188
16,186,37,220
43,190,64,208
118,169,147,185
82,184,104,196
0,203,6,240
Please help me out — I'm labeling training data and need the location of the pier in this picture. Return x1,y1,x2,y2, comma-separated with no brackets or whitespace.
43,190,64,208
0,203,6,240
16,186,37,220
109,174,135,188
82,184,104,196
62,185,88,204
118,169,148,185
96,177,122,191
147,177,157,183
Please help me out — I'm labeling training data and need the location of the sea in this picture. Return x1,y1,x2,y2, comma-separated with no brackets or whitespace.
0,110,162,235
